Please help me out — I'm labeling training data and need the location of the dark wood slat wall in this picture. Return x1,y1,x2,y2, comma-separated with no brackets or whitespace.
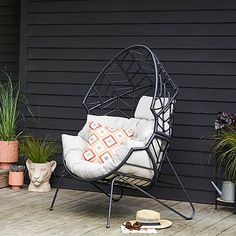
0,0,19,75
20,0,236,203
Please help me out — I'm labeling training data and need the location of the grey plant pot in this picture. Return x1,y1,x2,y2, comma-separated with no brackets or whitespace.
222,181,235,202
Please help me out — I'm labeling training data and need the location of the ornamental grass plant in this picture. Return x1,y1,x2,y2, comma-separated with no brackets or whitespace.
0,71,20,141
20,136,60,163
212,127,236,183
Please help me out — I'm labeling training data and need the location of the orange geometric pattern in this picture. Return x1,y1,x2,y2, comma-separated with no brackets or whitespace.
82,122,134,164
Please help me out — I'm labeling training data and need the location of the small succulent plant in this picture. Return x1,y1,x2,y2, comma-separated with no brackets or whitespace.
10,164,25,172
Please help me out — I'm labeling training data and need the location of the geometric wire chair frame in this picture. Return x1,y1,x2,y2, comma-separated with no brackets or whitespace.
49,45,195,227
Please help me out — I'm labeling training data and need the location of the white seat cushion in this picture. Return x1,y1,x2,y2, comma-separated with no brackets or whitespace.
134,96,173,134
62,134,113,179
135,95,168,120
79,114,154,142
62,133,153,179
62,114,162,181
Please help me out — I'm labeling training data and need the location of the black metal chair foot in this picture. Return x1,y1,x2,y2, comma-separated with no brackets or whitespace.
49,168,65,211
106,177,119,228
112,191,123,202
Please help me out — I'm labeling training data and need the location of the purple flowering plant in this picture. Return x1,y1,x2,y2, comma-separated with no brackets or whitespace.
214,112,236,130
212,112,236,182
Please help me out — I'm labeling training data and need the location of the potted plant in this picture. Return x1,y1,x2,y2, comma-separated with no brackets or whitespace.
20,136,60,192
212,114,236,202
0,71,21,170
8,164,25,191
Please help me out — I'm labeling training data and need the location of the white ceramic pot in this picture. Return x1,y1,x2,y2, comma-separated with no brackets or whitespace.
26,159,57,192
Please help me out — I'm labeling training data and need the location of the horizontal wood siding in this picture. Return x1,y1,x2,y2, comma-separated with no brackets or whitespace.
0,0,19,76
21,0,236,203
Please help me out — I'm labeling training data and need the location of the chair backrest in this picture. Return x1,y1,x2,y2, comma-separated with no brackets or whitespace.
83,45,178,136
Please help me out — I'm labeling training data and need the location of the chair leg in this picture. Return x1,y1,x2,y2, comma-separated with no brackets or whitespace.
49,168,66,211
92,182,123,202
121,156,195,220
122,178,195,220
106,177,118,228
112,188,123,202
165,155,195,219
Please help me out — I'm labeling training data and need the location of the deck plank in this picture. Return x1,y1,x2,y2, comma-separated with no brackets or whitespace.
0,188,235,236
157,202,209,236
218,224,236,236
40,195,162,235
84,201,184,236
195,213,236,236
87,199,201,236
171,206,234,236
1,191,99,230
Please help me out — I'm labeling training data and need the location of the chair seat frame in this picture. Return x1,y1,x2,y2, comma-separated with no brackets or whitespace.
49,45,195,227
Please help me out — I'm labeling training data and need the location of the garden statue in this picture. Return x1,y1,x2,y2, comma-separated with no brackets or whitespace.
26,159,57,192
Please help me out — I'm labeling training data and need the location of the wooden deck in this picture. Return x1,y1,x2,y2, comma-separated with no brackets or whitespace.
0,187,235,236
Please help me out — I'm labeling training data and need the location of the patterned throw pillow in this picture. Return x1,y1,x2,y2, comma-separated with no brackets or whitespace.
82,122,134,164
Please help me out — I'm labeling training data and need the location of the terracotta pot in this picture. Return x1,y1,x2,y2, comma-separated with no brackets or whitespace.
8,171,24,191
0,141,18,170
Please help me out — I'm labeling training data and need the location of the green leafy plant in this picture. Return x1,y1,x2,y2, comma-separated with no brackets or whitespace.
20,136,60,163
212,127,236,183
0,71,20,141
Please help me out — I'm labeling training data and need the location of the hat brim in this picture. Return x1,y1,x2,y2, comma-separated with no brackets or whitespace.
124,220,172,230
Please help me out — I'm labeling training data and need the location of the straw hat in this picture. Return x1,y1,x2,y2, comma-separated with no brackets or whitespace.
124,209,172,230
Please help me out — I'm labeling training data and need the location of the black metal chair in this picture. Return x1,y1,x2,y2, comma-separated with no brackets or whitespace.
49,45,195,227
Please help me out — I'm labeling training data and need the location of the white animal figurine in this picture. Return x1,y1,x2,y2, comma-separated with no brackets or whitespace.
26,159,57,192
